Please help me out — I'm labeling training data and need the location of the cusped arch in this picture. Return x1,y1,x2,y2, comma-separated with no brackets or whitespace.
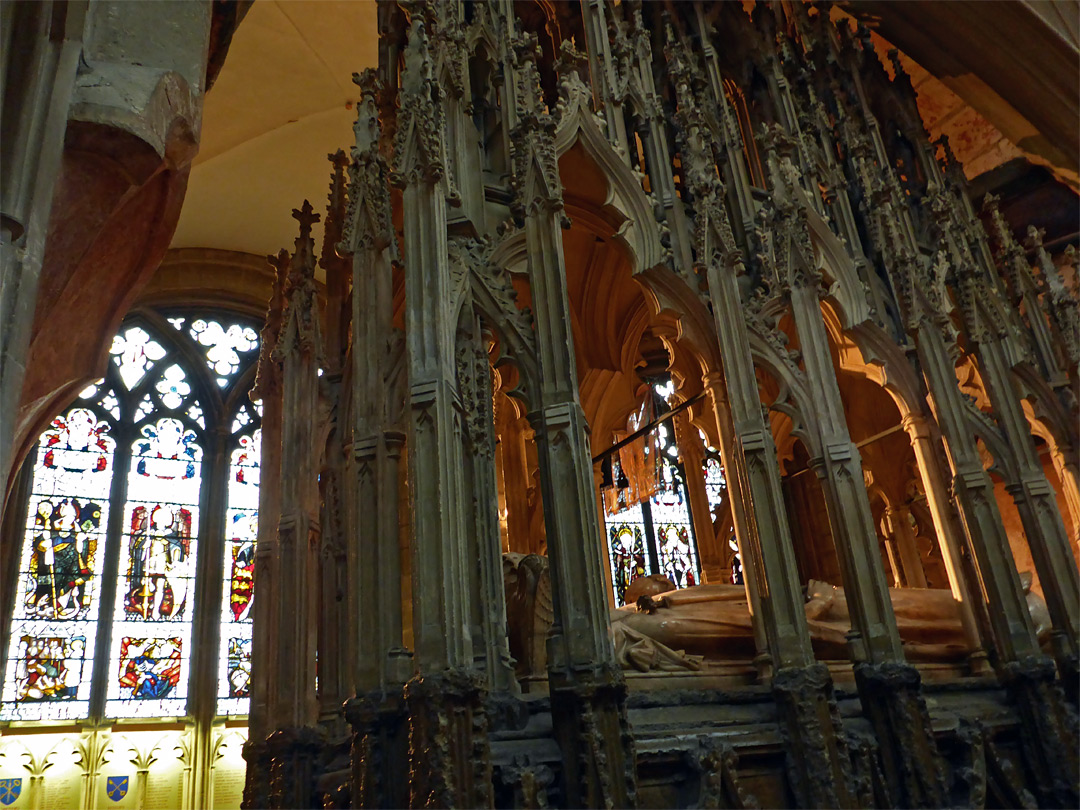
820,301,925,422
746,329,821,459
554,75,664,275
807,207,874,330
1013,363,1079,470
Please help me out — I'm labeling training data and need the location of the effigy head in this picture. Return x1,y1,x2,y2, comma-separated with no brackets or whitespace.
625,574,677,605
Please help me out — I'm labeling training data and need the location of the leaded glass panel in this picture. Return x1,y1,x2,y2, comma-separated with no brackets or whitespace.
188,319,259,389
104,419,203,718
217,427,260,717
605,503,650,607
2,407,116,720
648,425,701,592
110,326,166,391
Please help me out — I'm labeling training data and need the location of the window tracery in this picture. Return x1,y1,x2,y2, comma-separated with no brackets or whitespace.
2,309,261,723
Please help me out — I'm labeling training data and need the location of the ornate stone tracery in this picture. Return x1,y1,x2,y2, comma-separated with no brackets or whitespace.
238,2,1079,808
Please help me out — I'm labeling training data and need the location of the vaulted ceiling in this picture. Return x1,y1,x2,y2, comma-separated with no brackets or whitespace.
168,1,1078,263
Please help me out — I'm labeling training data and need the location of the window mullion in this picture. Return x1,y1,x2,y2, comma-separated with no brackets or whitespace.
188,424,230,724
641,498,661,576
88,426,134,720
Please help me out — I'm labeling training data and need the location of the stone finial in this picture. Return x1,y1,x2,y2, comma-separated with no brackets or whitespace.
287,201,320,293
252,249,291,399
351,69,382,155
292,200,320,242
391,15,445,187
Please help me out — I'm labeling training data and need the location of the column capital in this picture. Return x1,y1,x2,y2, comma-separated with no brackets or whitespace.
702,371,728,400
900,412,930,440
882,503,913,522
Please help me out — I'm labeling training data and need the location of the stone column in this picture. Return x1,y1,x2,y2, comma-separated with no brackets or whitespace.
317,430,350,732
315,152,354,735
0,1,85,502
1045,442,1080,550
783,245,945,807
509,37,636,810
881,506,927,588
880,525,905,588
579,0,630,160
940,160,1079,688
265,202,324,810
701,374,770,674
337,71,412,809
914,315,1077,805
967,332,1079,680
665,40,854,808
393,20,490,807
900,414,988,670
242,251,287,810
497,410,533,553
458,319,518,694
788,284,905,663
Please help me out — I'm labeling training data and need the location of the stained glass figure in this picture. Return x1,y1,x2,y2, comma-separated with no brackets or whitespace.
116,637,182,699
110,326,166,390
23,497,101,620
105,417,201,718
600,382,705,606
646,405,702,593
605,502,649,606
122,505,193,621
40,408,112,483
132,418,200,486
2,405,114,720
13,636,85,702
656,524,697,589
728,532,744,585
699,430,727,515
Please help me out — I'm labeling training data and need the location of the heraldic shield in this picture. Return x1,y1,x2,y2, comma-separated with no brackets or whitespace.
106,775,129,802
0,779,21,806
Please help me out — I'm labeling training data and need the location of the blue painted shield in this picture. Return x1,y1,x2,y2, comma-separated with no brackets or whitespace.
106,775,129,802
0,779,21,806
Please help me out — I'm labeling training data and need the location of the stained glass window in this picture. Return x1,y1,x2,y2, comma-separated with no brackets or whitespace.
103,419,202,718
1,406,115,720
600,382,705,606
188,319,259,389
649,427,700,591
2,310,261,724
700,431,727,515
606,502,650,606
217,423,261,717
